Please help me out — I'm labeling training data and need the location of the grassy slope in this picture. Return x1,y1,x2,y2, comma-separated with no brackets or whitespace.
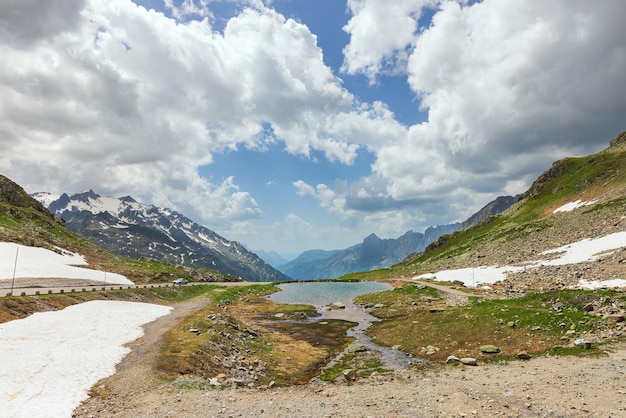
0,176,234,284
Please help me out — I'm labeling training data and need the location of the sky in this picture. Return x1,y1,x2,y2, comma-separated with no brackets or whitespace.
1,0,625,258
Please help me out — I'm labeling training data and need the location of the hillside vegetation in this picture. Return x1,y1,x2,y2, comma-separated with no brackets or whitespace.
0,175,234,284
384,131,626,294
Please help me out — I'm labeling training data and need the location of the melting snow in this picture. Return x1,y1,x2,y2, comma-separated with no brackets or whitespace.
553,199,597,213
0,242,132,285
0,301,171,418
415,231,626,288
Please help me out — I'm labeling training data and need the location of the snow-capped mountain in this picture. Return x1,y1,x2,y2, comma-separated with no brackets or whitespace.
32,190,290,282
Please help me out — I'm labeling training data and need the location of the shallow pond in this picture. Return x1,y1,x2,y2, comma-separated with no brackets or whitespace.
267,281,391,306
268,281,418,370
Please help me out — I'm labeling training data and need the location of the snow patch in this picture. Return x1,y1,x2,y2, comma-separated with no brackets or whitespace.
0,301,172,418
553,199,597,213
414,231,626,288
0,242,132,285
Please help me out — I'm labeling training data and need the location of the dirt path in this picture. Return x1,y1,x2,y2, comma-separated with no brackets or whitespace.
72,295,213,416
72,286,626,418
74,340,626,417
411,279,485,298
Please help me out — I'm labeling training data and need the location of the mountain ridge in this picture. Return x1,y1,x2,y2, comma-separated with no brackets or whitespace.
278,195,517,280
34,190,290,282
397,130,626,295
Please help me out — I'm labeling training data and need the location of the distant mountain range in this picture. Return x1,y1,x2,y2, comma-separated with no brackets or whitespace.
33,190,290,282
277,195,518,280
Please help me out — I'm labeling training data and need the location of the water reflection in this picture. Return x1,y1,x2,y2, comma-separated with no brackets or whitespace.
268,281,418,370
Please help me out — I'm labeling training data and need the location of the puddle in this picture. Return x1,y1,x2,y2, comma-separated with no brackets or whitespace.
268,282,418,371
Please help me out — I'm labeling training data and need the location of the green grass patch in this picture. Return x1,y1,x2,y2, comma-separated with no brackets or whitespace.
357,288,625,362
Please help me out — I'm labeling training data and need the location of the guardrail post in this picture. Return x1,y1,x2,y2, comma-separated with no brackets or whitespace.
35,291,40,295
60,289,64,294
48,290,52,294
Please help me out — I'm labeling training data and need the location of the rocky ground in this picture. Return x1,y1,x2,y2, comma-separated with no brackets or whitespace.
418,201,626,297
74,342,626,418
73,293,626,418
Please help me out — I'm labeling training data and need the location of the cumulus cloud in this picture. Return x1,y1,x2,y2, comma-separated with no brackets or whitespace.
0,0,382,229
346,0,626,208
341,0,436,82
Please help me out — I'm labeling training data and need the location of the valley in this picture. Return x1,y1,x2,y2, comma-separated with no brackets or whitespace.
1,132,626,416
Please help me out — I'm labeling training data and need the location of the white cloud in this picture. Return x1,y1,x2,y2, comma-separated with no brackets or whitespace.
0,0,370,230
341,0,437,83
293,180,315,196
352,0,626,206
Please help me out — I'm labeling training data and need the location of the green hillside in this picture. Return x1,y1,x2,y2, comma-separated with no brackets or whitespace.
344,131,626,288
0,174,233,284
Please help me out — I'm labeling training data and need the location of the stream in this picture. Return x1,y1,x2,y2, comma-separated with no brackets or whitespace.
267,282,418,370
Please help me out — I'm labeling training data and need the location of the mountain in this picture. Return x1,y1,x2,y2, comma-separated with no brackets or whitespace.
278,196,517,280
34,190,290,282
253,250,291,268
398,130,626,294
1,174,226,284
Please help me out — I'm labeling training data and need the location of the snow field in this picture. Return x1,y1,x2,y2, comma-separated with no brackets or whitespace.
0,301,172,418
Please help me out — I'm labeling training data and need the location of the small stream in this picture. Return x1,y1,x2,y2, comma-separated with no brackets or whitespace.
267,282,418,370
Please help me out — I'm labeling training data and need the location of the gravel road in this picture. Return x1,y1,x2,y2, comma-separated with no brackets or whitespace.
73,299,626,418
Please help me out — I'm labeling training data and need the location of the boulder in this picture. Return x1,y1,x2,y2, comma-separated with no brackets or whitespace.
342,369,358,381
517,350,531,360
479,345,501,354
460,357,478,366
347,343,367,353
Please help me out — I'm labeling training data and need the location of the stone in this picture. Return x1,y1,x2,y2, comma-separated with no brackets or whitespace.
479,345,501,354
373,303,385,309
517,350,531,360
330,302,346,309
274,313,286,318
607,315,625,324
421,345,440,355
347,343,367,353
446,355,460,363
573,339,592,349
342,369,358,381
460,357,478,366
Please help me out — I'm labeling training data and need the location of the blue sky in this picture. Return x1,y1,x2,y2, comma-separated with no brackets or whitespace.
1,0,625,258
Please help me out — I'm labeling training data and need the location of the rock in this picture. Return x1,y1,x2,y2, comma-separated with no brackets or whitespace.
446,355,460,363
373,303,385,309
330,302,346,309
607,314,625,324
429,308,446,313
507,321,517,328
421,345,440,355
583,303,594,312
347,343,367,353
460,357,478,366
342,369,358,381
574,339,592,349
517,350,531,360
479,345,501,354
274,313,286,318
